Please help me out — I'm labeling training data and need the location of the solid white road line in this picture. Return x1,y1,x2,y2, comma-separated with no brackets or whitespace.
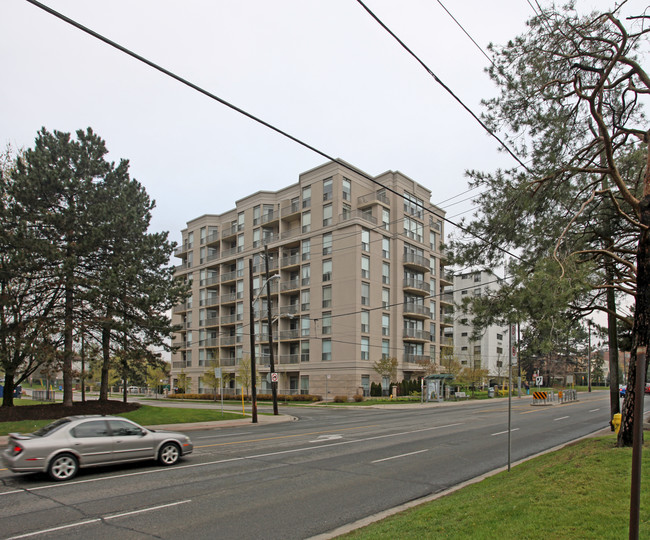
371,449,428,463
491,428,520,436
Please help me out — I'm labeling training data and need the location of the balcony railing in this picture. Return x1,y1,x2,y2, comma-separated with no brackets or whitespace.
402,329,431,341
403,278,430,294
403,252,429,270
403,303,431,318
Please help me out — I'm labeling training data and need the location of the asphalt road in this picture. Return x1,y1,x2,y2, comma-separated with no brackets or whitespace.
0,392,625,539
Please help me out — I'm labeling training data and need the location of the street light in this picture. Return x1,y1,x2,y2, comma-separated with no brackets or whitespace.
248,261,280,423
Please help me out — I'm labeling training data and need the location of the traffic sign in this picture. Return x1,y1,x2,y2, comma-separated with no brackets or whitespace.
271,372,278,383
535,376,543,386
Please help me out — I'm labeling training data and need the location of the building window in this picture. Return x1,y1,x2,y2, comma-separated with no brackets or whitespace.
300,375,309,395
382,262,390,284
403,191,424,218
301,289,310,311
361,310,369,333
301,341,310,362
361,375,370,396
361,255,370,279
322,312,332,335
382,237,390,258
382,313,390,336
342,203,351,220
474,273,481,282
361,282,370,306
342,177,351,201
253,205,261,225
301,317,310,337
322,232,332,255
361,337,369,360
430,230,437,251
323,203,333,226
497,347,503,354
497,333,503,341
302,239,311,261
382,208,390,231
302,186,311,208
323,259,332,282
322,339,332,361
323,177,333,201
302,211,311,233
382,287,390,308
430,256,437,274
302,264,311,286
361,229,370,252
322,285,332,308
253,228,261,248
403,216,423,243
382,340,390,358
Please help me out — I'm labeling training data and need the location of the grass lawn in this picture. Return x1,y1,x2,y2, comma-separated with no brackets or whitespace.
341,434,649,539
0,405,245,436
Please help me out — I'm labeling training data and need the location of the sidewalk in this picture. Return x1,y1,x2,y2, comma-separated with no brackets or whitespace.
0,411,295,446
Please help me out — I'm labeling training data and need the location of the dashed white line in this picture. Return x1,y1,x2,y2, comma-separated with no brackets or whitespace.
554,416,570,421
589,408,600,412
491,428,520,436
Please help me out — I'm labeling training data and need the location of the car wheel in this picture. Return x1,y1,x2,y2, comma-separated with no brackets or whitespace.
158,442,180,466
48,453,79,481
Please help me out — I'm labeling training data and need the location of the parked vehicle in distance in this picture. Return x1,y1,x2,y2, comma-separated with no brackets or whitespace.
619,385,626,397
646,383,650,394
2,415,193,481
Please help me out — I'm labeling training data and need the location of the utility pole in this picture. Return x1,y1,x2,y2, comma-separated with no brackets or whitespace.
265,245,279,415
248,259,258,423
587,319,591,392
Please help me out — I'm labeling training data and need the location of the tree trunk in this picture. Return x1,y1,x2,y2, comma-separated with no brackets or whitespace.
617,143,650,447
100,322,111,401
62,281,74,407
2,365,16,407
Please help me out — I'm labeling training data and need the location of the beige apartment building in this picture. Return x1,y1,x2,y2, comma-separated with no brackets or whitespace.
170,160,452,399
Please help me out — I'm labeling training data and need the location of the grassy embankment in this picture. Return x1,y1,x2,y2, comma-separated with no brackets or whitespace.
341,434,649,539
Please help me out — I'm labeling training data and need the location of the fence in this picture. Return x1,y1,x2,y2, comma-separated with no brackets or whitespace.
531,389,578,406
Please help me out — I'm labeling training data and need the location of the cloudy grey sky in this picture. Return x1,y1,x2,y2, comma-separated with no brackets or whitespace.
1,0,644,245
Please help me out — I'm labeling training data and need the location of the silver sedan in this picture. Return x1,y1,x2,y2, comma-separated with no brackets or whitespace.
2,415,193,481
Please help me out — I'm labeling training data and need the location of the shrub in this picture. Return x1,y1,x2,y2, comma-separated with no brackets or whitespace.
353,394,364,402
333,395,348,403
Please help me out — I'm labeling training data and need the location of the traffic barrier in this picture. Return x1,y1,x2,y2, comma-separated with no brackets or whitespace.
560,389,578,403
532,391,550,405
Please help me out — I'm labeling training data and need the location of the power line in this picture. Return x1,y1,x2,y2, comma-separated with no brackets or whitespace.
354,0,529,172
26,0,524,264
435,0,494,67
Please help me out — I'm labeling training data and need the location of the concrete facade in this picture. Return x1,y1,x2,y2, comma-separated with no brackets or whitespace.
170,161,451,398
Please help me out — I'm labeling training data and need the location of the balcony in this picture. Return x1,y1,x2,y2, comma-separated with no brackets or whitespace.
279,354,300,364
220,246,242,260
403,353,432,366
220,270,237,284
280,278,300,293
261,211,279,225
200,337,219,348
221,335,242,346
403,252,430,272
220,293,237,304
221,224,239,240
339,209,377,226
202,316,219,328
200,297,219,308
281,254,301,268
205,231,219,246
403,278,430,295
440,337,454,347
174,243,193,257
220,313,241,325
281,201,300,219
200,275,220,287
403,303,431,319
172,302,190,314
440,292,454,306
279,329,301,340
357,191,390,209
440,271,454,286
172,361,188,369
403,329,431,342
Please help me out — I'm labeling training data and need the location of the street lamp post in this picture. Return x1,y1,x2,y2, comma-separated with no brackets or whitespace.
265,246,279,415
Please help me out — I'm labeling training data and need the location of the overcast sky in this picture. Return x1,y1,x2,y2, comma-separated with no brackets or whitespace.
1,0,646,246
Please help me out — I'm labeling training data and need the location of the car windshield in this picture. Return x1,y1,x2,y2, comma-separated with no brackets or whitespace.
32,418,71,437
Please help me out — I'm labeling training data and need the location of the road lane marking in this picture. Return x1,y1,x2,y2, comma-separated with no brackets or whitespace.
554,416,570,421
196,424,381,448
589,408,600,412
310,434,343,442
0,423,464,495
6,500,191,539
491,428,520,436
372,449,428,463
197,432,252,439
